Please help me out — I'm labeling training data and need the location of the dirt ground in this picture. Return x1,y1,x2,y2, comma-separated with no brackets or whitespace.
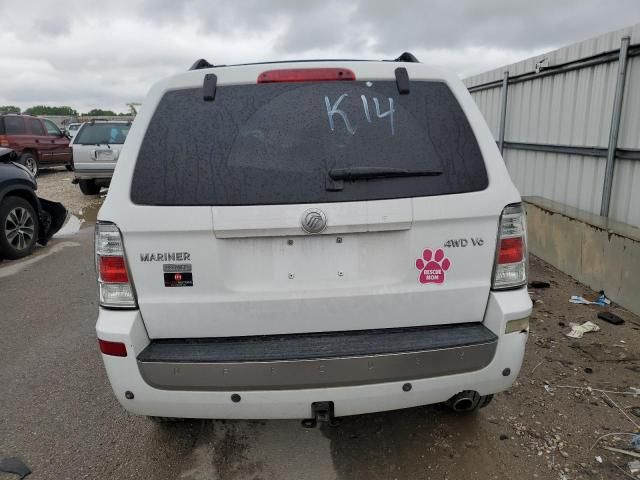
486,258,640,479
1,169,639,479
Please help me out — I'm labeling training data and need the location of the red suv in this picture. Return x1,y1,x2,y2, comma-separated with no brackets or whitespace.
0,114,73,175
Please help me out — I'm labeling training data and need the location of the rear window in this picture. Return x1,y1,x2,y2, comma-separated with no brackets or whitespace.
74,123,130,145
0,116,27,135
132,80,488,206
28,118,45,136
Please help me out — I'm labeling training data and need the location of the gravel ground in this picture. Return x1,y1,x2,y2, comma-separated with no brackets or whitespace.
1,173,639,479
35,168,104,219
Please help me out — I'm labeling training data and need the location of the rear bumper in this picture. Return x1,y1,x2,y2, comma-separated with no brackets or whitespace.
73,165,114,179
137,323,498,390
96,289,531,419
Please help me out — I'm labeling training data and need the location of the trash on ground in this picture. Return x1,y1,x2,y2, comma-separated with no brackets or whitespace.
566,321,600,338
37,197,68,246
602,446,640,459
584,291,608,302
531,360,544,374
584,367,593,374
590,432,640,451
597,311,625,325
0,457,31,479
570,294,610,306
629,460,640,474
555,385,640,396
529,281,551,289
595,455,603,463
601,393,640,430
631,407,640,418
632,434,640,451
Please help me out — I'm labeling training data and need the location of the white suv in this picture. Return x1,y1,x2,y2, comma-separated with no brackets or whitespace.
95,55,531,424
66,122,82,138
72,120,131,195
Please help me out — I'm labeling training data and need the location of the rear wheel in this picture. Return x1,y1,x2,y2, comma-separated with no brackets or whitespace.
79,179,100,195
476,394,494,409
0,196,39,260
147,416,184,424
19,153,38,176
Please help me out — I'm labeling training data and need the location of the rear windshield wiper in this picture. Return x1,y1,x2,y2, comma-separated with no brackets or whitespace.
329,166,442,180
327,166,442,191
326,167,442,192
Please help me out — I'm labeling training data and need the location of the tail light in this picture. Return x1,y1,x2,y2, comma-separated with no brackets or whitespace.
257,68,356,83
95,222,137,308
0,135,9,147
492,204,527,290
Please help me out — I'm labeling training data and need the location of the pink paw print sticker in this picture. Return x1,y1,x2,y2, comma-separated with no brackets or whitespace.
415,248,451,284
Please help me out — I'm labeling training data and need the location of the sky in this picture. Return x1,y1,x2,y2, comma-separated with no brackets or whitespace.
1,0,639,113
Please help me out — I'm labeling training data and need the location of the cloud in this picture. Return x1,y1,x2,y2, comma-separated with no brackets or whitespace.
0,0,638,112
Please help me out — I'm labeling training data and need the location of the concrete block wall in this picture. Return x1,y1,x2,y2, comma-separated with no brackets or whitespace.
524,196,640,315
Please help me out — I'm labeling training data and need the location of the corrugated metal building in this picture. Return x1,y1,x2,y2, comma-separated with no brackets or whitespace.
464,24,640,228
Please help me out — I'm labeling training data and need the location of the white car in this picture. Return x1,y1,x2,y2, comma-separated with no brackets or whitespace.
66,123,82,138
72,120,131,195
95,55,532,425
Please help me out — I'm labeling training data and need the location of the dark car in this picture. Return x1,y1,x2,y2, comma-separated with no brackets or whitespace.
0,148,67,259
0,114,73,176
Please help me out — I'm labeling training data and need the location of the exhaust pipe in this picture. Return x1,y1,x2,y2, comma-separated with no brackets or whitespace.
447,390,481,412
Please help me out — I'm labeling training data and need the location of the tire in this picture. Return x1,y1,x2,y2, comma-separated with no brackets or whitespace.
65,164,74,171
0,196,39,260
78,179,100,195
19,152,38,176
477,394,494,409
147,416,184,424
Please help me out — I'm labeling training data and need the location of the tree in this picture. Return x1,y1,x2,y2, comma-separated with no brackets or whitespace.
24,105,78,116
0,106,21,113
83,108,118,116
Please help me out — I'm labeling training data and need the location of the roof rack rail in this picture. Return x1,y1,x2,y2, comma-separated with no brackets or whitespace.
394,52,419,63
89,119,114,125
189,59,215,70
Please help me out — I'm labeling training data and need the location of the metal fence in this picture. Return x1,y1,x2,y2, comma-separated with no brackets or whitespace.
464,24,640,228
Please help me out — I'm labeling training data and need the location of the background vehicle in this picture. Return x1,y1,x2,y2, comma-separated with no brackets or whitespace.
96,56,532,423
0,147,67,259
0,114,73,175
66,122,83,139
72,120,131,195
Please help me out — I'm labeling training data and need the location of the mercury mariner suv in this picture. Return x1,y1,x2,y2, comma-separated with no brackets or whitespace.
95,54,532,425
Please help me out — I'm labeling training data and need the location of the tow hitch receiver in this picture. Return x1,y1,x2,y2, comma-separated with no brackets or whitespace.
301,401,338,428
